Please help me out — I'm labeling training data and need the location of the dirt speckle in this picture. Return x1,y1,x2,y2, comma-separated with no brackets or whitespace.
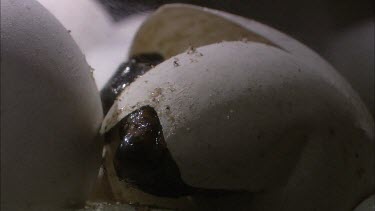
151,88,162,98
168,115,176,123
168,85,176,92
187,45,203,57
186,46,196,54
163,104,176,124
150,88,163,104
173,58,180,67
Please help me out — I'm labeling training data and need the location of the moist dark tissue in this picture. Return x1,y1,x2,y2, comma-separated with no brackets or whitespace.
100,53,164,114
113,106,194,197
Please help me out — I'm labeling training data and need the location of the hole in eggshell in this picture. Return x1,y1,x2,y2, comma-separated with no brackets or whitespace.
112,105,249,198
100,53,164,114
113,105,194,197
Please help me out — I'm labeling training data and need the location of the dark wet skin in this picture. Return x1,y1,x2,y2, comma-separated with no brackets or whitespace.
113,106,249,198
100,53,164,114
113,106,195,197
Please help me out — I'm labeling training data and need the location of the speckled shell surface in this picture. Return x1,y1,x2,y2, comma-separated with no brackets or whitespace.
103,42,374,211
1,0,103,210
101,4,374,211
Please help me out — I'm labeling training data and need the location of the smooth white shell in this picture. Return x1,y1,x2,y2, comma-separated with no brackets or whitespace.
1,0,103,210
101,4,374,210
36,0,148,91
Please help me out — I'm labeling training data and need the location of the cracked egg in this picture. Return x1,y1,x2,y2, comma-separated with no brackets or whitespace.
97,4,374,211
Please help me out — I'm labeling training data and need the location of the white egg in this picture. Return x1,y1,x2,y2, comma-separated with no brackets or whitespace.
100,4,374,211
36,0,148,91
1,0,103,210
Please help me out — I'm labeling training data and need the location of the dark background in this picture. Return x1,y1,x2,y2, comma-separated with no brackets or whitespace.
95,0,374,53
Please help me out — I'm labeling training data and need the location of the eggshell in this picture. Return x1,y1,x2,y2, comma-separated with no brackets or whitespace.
1,0,103,210
129,3,341,76
323,20,374,117
129,4,274,59
104,40,373,181
103,41,374,210
353,194,375,211
101,4,374,210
